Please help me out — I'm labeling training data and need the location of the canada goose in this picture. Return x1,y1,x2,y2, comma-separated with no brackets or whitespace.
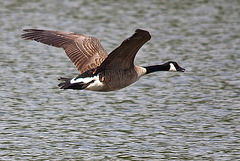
22,29,185,92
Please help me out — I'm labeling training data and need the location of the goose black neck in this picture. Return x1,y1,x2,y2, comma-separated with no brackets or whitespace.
144,64,169,74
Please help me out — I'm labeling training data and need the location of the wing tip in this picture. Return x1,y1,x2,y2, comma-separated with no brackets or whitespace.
22,29,45,39
23,29,32,32
135,28,150,35
135,28,148,33
23,29,45,33
133,29,151,40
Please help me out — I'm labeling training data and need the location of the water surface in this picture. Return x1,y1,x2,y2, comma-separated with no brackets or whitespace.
0,0,240,160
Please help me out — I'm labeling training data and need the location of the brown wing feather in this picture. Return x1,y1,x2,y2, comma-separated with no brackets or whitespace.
22,29,108,73
95,29,151,73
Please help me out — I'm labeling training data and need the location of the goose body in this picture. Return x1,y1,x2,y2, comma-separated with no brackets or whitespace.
22,29,185,92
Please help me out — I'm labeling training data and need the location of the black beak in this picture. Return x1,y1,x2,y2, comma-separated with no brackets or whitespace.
177,66,185,72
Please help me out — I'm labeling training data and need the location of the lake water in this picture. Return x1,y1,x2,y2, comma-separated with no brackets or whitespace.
0,0,240,160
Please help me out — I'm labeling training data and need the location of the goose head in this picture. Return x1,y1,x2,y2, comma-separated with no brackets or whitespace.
166,61,185,72
143,61,185,74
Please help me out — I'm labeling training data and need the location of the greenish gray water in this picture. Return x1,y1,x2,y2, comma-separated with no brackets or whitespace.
0,0,240,160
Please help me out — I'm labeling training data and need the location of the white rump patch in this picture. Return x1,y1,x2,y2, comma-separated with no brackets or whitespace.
169,63,177,72
70,76,94,84
70,74,103,91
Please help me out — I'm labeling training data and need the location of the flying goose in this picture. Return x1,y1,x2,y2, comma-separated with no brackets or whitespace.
22,29,185,92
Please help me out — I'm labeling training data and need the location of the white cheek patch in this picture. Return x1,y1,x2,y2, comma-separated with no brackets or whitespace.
169,63,177,72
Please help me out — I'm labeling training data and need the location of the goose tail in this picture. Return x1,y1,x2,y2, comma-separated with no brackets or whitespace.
58,77,86,90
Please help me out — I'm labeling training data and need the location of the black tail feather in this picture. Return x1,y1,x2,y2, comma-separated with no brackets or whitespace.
58,77,71,81
58,77,72,89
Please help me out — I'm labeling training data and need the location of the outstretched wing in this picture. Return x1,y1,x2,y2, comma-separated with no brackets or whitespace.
95,29,151,73
22,29,108,73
